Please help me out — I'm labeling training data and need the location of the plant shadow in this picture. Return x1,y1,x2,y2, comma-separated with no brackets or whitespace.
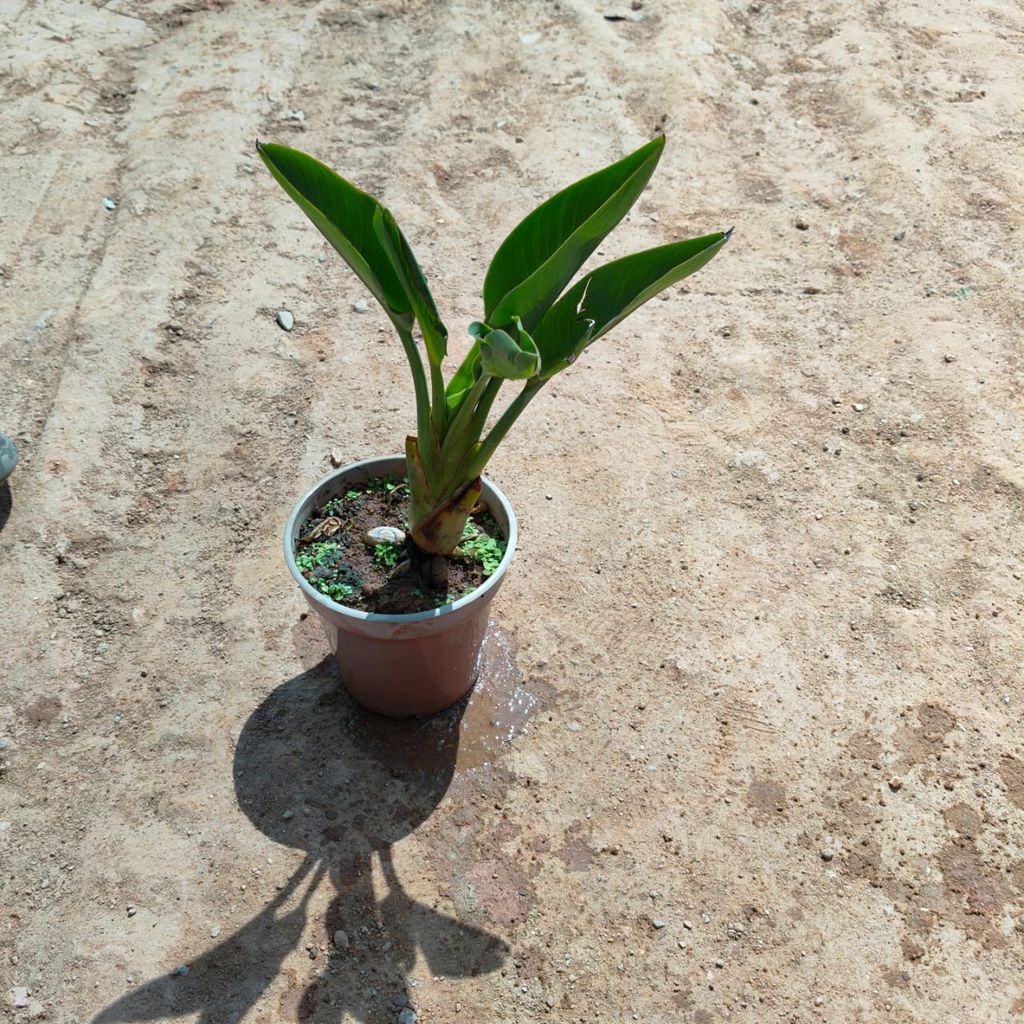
0,482,11,535
92,657,509,1023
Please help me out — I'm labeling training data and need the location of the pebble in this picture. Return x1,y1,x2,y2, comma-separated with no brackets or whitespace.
888,776,903,792
714,958,725,968
210,926,220,937
102,196,117,210
0,738,8,751
0,433,18,482
364,526,406,547
820,848,834,862
352,300,370,313
652,919,667,929
281,809,294,820
126,905,136,917
393,994,409,1007
701,912,711,924
330,450,344,468
398,1009,417,1024
276,309,295,331
893,230,906,241
852,403,865,412
683,920,693,930
12,987,29,1008
334,929,350,949
171,966,189,977
943,353,956,363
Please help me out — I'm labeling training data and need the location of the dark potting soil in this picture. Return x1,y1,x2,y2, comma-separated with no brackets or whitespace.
294,475,507,615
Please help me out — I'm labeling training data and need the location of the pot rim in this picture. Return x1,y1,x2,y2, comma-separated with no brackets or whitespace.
283,454,517,625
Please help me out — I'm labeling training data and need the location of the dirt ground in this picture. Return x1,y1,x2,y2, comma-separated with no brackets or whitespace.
2,0,1022,1021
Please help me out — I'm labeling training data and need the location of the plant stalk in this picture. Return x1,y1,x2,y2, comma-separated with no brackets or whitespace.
396,323,439,487
465,378,543,479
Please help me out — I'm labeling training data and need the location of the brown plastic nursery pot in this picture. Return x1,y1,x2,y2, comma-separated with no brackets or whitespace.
284,455,517,718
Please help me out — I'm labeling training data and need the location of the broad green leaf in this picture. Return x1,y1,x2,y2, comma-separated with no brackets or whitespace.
484,136,665,331
373,207,447,367
479,327,540,380
257,142,411,326
531,229,731,379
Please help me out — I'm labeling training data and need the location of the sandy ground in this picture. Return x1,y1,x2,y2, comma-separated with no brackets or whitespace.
2,0,1023,1021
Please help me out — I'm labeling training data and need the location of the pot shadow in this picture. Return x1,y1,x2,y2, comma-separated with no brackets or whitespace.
92,656,509,1024
0,482,11,535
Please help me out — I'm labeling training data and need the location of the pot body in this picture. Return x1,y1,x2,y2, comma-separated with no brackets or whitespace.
284,455,517,717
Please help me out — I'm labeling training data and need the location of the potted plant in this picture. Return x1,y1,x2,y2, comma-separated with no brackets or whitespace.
258,135,730,716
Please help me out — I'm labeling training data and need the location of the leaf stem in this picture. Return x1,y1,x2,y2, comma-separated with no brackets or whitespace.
436,376,503,495
396,323,439,487
465,378,543,479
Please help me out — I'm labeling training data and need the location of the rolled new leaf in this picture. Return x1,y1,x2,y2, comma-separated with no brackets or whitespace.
531,229,731,379
445,343,482,413
478,326,540,380
257,142,412,328
484,137,665,332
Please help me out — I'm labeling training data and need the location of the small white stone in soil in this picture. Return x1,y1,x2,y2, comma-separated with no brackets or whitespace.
652,919,667,929
852,402,865,412
364,526,406,547
276,309,295,331
12,988,29,1008
330,450,344,468
352,300,370,313
398,1009,417,1024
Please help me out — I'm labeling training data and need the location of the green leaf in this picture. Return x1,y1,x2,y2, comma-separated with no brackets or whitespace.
483,136,665,331
531,229,731,379
257,142,412,326
372,206,447,367
478,326,540,380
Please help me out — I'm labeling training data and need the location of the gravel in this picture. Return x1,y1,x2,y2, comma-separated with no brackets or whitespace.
276,309,295,331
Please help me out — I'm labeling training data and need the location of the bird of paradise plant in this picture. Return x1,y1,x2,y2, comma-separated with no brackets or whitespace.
258,136,729,556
